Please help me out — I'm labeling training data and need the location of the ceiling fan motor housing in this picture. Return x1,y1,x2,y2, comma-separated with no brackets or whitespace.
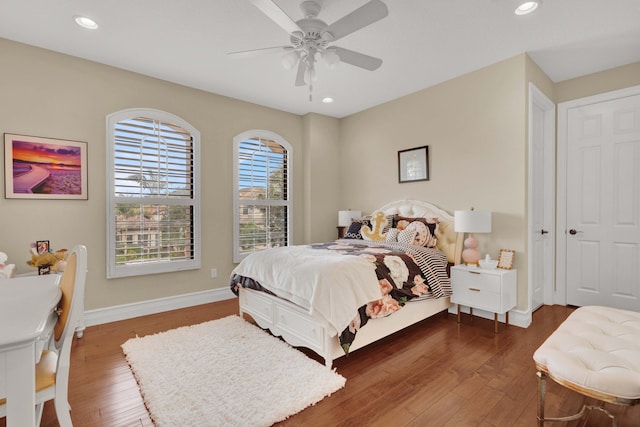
290,18,331,50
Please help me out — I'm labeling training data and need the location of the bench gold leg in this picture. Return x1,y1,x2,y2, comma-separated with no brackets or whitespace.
536,370,618,426
537,370,546,426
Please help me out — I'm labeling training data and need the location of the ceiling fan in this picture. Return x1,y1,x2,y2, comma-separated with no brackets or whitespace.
229,0,389,99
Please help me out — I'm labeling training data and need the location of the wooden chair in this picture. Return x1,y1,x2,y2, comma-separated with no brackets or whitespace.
0,244,87,427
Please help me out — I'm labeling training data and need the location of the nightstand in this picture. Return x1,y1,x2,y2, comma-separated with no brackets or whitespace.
450,264,517,333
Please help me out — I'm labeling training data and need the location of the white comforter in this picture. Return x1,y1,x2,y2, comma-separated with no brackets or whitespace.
232,245,382,336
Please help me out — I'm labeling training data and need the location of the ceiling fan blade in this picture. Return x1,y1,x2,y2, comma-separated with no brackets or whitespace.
331,47,382,71
228,45,293,59
295,60,306,86
250,0,304,40
324,0,388,42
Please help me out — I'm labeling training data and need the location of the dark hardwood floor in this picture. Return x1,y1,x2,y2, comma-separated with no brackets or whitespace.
4,301,638,426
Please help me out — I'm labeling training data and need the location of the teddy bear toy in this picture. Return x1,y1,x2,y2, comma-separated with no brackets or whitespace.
27,248,68,274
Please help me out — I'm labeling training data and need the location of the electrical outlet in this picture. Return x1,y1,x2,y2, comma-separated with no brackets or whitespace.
210,268,218,279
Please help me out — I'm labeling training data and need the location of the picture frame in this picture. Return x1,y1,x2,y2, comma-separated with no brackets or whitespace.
398,145,429,183
36,240,50,255
4,133,88,200
497,249,515,270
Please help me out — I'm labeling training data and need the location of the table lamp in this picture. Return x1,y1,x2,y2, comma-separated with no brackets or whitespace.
454,209,492,266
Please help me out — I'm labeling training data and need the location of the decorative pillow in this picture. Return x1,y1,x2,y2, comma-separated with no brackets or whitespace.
384,227,418,246
397,228,418,246
405,221,429,246
394,216,438,248
385,228,399,242
344,220,367,239
361,212,389,241
345,213,394,240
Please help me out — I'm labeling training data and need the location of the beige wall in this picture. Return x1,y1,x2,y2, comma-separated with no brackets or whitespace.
302,113,341,244
0,38,305,310
340,54,531,309
3,35,639,317
555,62,640,103
526,56,555,102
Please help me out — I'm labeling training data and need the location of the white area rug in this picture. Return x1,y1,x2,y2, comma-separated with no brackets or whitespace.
121,315,345,427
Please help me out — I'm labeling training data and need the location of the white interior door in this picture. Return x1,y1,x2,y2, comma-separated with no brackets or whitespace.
565,93,640,310
528,84,555,311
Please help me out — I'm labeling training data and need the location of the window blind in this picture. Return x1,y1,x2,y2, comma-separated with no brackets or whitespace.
107,110,200,277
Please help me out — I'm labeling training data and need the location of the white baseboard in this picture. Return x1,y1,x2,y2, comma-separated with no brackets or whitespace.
82,288,236,328
447,305,532,328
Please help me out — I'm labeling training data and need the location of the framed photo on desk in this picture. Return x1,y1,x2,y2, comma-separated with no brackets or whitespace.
36,240,50,255
497,249,515,270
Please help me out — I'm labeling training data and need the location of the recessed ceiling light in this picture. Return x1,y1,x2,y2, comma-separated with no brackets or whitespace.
514,1,540,15
322,97,334,104
74,15,99,30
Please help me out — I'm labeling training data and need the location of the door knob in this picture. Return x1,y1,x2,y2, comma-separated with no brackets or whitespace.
540,229,549,235
569,229,582,235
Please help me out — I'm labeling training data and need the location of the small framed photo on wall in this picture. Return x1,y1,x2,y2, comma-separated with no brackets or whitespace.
398,145,429,183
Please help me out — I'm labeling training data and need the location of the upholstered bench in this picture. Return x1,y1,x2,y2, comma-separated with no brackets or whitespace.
533,306,640,426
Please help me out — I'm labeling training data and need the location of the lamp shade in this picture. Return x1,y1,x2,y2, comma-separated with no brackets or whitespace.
454,210,492,233
338,210,361,227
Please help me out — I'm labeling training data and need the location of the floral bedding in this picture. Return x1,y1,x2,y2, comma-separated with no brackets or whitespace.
230,239,451,354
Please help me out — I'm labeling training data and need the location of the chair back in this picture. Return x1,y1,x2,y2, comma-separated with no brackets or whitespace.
53,245,86,352
0,245,86,426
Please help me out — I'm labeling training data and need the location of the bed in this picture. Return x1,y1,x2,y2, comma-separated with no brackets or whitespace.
230,199,463,367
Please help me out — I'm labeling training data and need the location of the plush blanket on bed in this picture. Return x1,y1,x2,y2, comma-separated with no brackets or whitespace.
231,244,382,336
231,240,451,354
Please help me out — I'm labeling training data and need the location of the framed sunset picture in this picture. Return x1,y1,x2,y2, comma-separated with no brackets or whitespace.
4,133,88,199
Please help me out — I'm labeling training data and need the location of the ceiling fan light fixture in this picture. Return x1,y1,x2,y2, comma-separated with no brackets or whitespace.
514,1,540,15
281,50,299,70
303,66,317,85
73,15,98,29
322,50,340,69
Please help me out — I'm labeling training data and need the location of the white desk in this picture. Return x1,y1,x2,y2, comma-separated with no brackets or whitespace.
0,274,61,427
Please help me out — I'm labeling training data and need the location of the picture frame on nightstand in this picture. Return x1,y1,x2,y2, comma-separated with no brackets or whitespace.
497,249,515,270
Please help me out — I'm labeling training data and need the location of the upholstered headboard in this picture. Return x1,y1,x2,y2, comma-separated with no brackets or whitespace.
376,199,463,265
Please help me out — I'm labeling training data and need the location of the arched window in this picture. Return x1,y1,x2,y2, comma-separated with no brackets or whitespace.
106,108,200,278
233,130,291,263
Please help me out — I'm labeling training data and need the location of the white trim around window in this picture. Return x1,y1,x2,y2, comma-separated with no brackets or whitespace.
106,108,201,278
233,130,292,263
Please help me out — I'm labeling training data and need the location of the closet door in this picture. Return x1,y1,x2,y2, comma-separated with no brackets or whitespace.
565,93,640,310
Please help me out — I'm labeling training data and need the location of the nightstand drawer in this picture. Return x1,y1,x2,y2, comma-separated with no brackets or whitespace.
451,269,501,293
451,286,500,312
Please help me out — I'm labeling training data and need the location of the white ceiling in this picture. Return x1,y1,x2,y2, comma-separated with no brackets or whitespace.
1,0,640,118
